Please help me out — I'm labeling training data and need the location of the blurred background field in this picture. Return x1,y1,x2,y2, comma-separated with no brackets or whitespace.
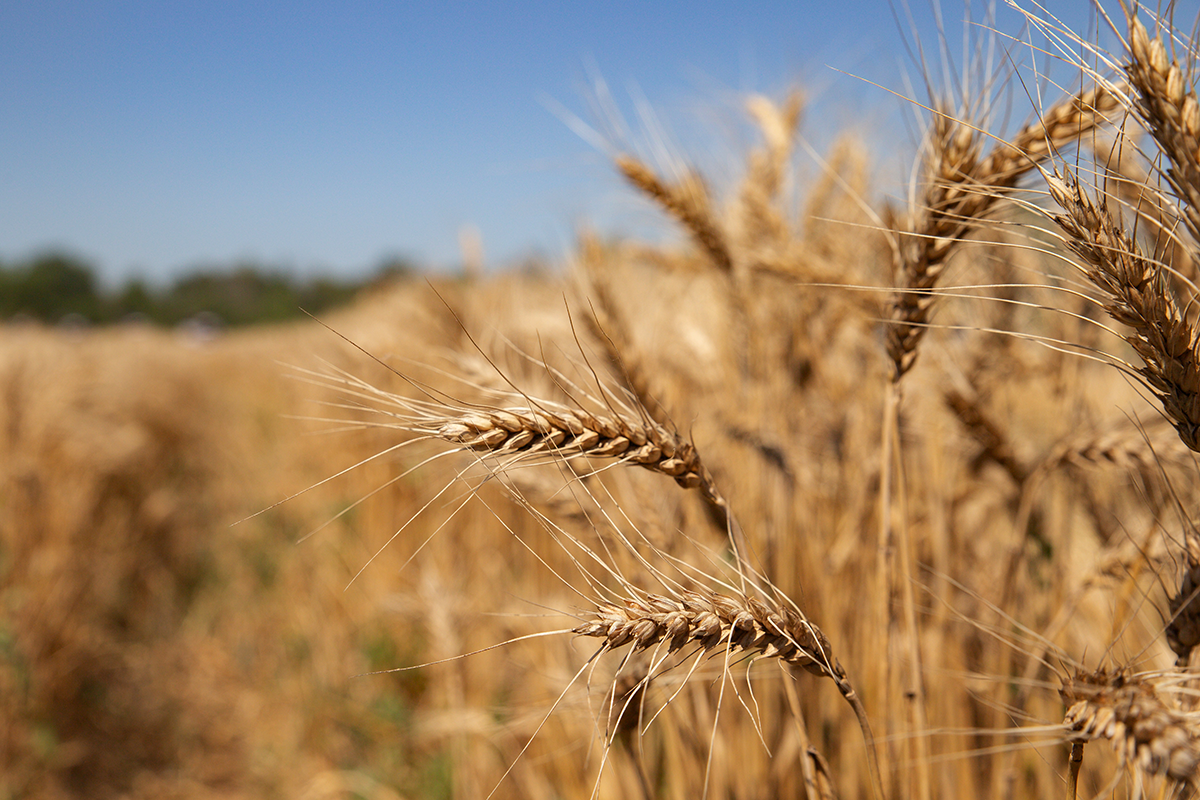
0,277,463,799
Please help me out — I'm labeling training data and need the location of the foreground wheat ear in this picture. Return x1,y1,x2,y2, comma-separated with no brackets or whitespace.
1046,168,1200,452
572,585,883,794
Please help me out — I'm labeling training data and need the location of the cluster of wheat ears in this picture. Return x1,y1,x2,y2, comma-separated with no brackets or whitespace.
295,4,1200,799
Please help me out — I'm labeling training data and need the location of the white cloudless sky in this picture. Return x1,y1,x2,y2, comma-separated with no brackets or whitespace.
0,1,1120,284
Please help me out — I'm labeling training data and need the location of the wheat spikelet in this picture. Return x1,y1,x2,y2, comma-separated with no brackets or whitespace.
1061,668,1200,783
887,84,1119,380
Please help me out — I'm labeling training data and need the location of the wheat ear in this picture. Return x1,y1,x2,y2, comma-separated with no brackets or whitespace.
1125,15,1200,248
888,85,1119,379
574,586,884,800
944,388,1029,484
1047,170,1200,451
616,154,734,272
735,91,803,248
434,403,734,525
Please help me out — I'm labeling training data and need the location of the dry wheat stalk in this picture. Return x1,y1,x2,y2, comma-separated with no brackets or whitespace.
1125,15,1200,248
616,154,734,272
1060,668,1200,783
1047,170,1200,451
888,84,1119,380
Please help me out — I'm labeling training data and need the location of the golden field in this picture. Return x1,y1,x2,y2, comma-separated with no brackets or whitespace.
7,8,1200,799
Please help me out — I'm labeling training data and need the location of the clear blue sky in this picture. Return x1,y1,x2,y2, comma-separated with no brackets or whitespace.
1,1,1113,284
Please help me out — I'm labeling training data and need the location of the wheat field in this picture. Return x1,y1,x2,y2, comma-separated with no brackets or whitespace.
7,4,1200,799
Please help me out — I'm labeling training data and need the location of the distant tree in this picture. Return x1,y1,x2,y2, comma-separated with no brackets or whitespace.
0,252,101,322
370,256,416,284
296,276,359,314
114,278,155,322
0,252,415,327
159,265,290,326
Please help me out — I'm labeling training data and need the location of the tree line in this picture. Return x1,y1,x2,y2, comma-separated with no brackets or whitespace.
0,252,415,328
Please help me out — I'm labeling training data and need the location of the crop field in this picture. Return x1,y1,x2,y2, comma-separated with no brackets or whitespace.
6,5,1200,799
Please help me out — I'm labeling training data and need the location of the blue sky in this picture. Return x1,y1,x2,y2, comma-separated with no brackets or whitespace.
1,1,1116,284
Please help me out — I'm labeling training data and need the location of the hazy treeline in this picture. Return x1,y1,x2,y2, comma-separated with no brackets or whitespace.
0,251,416,328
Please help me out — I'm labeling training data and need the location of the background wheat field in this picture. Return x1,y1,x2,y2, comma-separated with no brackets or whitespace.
7,4,1200,799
